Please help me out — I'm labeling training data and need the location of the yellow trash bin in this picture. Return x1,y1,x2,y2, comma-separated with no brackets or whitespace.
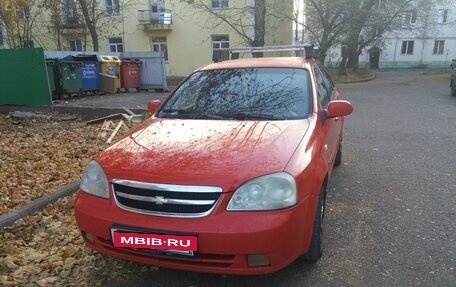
98,55,122,92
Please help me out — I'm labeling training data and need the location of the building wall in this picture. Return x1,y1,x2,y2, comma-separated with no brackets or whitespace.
324,1,456,69
27,0,292,77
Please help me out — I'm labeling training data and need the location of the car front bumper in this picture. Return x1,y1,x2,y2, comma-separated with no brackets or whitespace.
74,190,313,275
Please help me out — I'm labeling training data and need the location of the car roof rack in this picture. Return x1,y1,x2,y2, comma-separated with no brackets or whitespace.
229,44,320,60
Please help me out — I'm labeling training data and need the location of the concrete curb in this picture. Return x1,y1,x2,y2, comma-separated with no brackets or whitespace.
339,73,376,84
0,181,80,228
0,106,147,120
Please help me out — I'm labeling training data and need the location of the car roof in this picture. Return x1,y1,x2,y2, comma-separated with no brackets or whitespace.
200,57,312,71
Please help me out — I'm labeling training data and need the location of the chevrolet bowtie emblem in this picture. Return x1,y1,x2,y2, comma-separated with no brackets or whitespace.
150,196,168,205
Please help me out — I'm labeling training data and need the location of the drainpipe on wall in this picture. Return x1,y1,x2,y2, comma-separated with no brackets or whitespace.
121,0,126,52
393,35,399,65
420,38,426,65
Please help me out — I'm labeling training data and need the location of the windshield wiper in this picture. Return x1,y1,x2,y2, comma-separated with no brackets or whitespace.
160,109,224,120
160,108,194,115
217,112,279,120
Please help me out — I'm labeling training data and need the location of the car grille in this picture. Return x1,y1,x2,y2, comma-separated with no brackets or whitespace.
112,179,222,217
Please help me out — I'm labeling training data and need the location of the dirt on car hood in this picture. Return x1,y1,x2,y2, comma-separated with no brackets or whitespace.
97,118,309,191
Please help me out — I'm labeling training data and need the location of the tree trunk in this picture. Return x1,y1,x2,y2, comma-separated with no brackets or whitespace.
78,0,98,51
251,0,266,58
345,28,361,72
346,42,359,72
338,56,347,75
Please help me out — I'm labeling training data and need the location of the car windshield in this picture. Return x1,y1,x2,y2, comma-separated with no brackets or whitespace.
158,68,311,120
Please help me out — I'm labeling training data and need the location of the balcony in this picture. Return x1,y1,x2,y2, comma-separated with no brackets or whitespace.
137,9,173,31
61,16,84,28
51,14,85,34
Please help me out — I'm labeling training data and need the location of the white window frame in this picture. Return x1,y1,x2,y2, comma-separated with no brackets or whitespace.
108,37,123,52
63,0,79,25
106,0,120,15
437,9,448,23
404,10,417,25
377,0,388,9
433,40,445,55
401,40,414,55
211,0,228,9
212,35,229,62
69,39,82,51
151,37,168,61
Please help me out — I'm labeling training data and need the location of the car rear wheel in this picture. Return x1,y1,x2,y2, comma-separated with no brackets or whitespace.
304,184,327,261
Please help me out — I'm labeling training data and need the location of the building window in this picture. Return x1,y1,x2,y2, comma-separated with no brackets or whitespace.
401,40,414,55
212,0,228,9
63,0,79,25
438,9,448,23
377,0,387,9
69,39,82,51
212,35,229,62
151,37,168,61
17,5,30,20
404,10,417,24
108,37,123,52
106,0,120,15
433,40,445,55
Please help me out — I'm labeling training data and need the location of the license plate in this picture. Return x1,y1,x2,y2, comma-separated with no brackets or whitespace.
111,229,197,256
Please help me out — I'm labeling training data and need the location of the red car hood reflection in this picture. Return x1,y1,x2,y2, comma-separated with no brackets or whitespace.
97,118,309,191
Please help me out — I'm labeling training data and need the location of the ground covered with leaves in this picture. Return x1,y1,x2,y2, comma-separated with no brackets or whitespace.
0,113,105,214
0,112,151,286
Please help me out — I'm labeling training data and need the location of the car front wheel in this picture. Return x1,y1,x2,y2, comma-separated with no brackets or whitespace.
334,141,342,167
304,184,327,261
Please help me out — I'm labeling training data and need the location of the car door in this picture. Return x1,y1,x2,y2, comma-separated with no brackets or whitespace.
314,64,341,170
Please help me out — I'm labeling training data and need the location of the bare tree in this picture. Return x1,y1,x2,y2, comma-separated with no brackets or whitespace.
77,0,100,51
44,0,83,50
283,0,444,73
76,0,135,51
340,0,447,72
0,0,45,48
269,0,346,64
302,0,346,64
175,0,290,57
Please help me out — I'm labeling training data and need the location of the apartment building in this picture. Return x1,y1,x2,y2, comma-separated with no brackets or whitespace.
0,0,293,77
323,1,456,69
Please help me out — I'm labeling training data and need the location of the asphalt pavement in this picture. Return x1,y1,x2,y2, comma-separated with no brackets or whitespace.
331,70,456,286
53,90,167,111
63,70,456,286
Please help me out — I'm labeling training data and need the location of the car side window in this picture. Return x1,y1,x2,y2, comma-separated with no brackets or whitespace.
318,65,334,96
314,65,330,108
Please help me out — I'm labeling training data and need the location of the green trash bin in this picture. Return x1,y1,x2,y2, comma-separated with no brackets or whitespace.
45,59,57,100
55,60,83,99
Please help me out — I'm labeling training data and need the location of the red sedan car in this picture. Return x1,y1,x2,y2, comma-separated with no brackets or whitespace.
74,56,353,275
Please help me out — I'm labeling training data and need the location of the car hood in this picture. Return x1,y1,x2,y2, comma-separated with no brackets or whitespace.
97,118,309,191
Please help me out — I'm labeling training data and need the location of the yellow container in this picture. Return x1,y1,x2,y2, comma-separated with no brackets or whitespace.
98,56,122,92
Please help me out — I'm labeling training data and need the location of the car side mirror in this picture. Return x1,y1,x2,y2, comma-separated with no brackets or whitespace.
148,100,161,114
326,100,353,118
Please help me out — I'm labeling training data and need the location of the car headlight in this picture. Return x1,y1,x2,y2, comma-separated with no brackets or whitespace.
227,172,297,211
80,160,109,198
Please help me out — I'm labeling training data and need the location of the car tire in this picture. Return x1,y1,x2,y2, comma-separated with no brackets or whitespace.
304,184,327,261
334,141,342,167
